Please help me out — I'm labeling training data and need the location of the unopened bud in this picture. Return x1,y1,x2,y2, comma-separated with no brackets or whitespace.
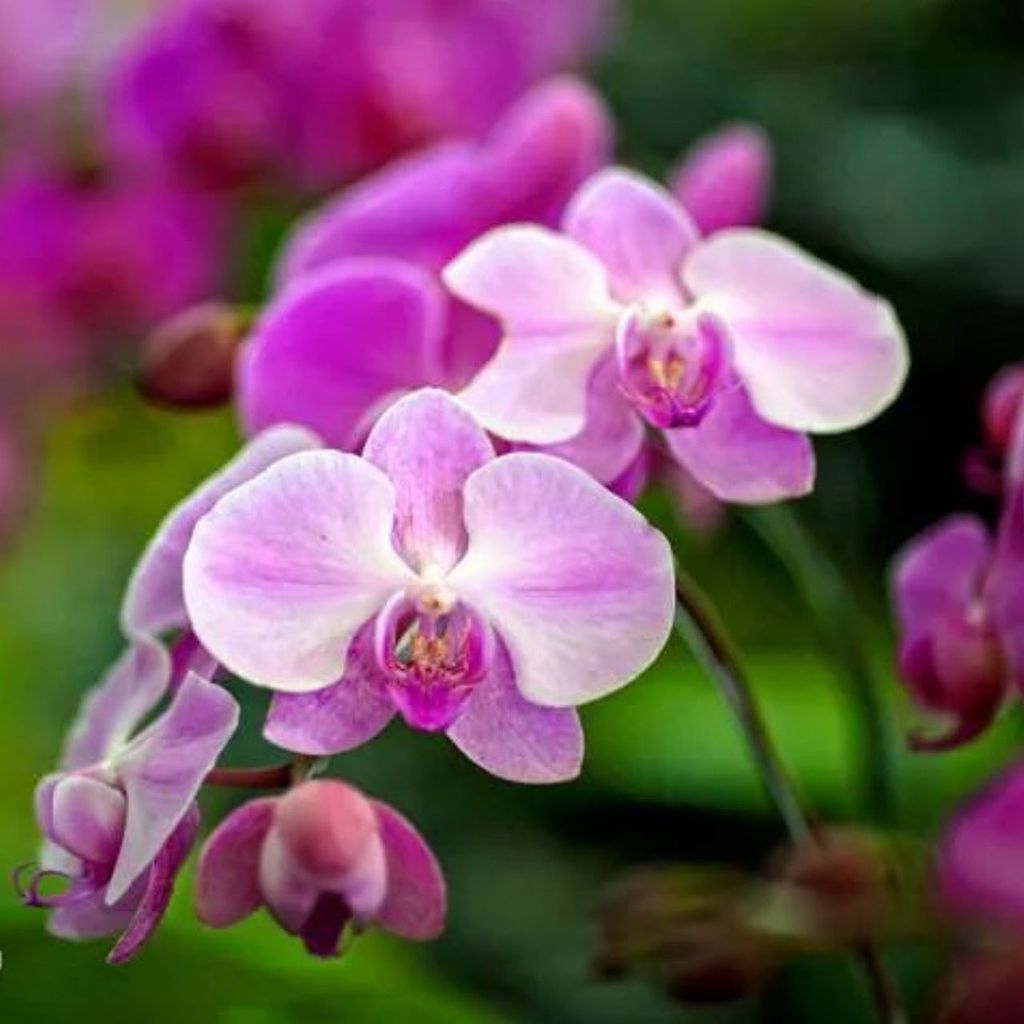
982,365,1024,455
137,302,248,409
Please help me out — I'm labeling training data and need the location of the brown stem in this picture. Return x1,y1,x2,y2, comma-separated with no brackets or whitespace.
204,756,321,790
673,568,907,1024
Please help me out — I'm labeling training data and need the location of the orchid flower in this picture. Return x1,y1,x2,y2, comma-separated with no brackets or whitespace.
182,389,675,783
239,78,611,457
195,779,445,956
443,167,909,504
19,640,238,962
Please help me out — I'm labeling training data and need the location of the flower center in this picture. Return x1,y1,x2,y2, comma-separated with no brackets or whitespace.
616,306,729,430
374,591,492,732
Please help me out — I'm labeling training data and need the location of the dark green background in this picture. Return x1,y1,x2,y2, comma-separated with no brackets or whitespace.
3,1,1023,1020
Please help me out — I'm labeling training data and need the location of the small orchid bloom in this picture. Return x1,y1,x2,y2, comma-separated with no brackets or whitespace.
936,761,1024,934
444,168,909,504
242,79,619,479
890,499,1024,750
966,364,1024,495
183,389,674,783
669,124,772,237
195,779,445,956
19,640,239,963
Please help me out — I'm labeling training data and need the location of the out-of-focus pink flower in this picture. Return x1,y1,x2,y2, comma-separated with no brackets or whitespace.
0,160,223,339
239,78,611,457
890,500,1024,750
183,389,674,783
18,641,238,962
670,124,772,237
444,168,908,504
106,0,609,190
0,0,92,116
195,779,446,956
981,365,1024,457
936,761,1024,933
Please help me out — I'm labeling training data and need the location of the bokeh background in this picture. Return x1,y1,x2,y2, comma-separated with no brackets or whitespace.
2,1,1023,1021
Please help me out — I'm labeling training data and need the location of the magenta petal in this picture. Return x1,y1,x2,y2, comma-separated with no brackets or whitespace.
60,637,170,771
122,425,320,639
447,642,583,784
448,453,675,707
107,804,199,964
565,167,699,305
195,798,276,928
48,889,138,942
264,627,395,756
106,673,238,904
183,450,415,691
445,225,615,444
665,384,815,503
530,355,645,486
987,487,1024,685
670,124,772,235
240,260,447,449
892,516,991,640
684,230,909,433
937,761,1024,930
363,389,494,574
372,802,446,941
277,144,487,283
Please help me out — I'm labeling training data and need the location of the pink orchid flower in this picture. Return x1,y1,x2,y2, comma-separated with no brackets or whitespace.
20,640,238,962
182,389,675,784
196,779,445,956
443,167,909,504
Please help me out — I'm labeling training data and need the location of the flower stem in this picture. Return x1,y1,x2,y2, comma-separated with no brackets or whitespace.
204,755,322,790
672,569,906,1024
742,505,896,823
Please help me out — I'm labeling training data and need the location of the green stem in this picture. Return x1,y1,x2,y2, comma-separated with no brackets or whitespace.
673,569,906,1024
743,505,896,824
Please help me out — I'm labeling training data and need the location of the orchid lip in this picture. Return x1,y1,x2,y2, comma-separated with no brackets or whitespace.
615,306,730,431
373,591,494,732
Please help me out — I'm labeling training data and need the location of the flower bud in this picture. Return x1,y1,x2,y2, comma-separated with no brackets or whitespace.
137,302,246,409
982,365,1024,455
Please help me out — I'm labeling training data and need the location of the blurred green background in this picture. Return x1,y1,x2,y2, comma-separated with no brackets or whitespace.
3,0,1024,1020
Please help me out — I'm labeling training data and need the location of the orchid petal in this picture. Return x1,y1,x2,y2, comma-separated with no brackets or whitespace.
107,804,199,964
195,798,276,928
372,802,446,940
183,450,415,691
448,454,675,707
529,355,645,486
684,230,909,433
444,225,615,444
60,637,170,771
363,389,494,574
106,673,238,904
665,384,815,503
670,124,771,235
987,487,1024,686
564,167,699,305
122,425,321,639
264,626,395,756
239,261,447,450
50,776,126,866
447,641,583,783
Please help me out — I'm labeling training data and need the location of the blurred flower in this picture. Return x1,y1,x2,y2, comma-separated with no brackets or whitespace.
890,505,1024,749
0,0,91,118
964,364,1024,495
183,389,674,783
0,158,223,340
936,761,1024,933
106,0,609,191
195,779,445,956
18,641,238,963
444,167,908,504
239,77,611,456
669,124,772,237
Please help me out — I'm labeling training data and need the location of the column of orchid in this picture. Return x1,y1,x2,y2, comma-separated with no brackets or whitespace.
18,72,912,976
